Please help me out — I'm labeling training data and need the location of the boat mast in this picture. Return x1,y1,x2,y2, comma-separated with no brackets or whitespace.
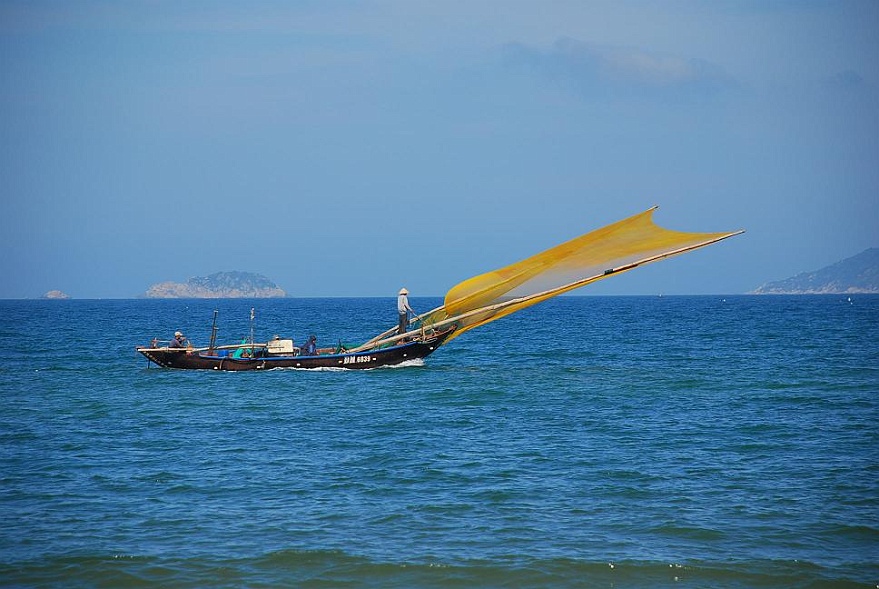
249,307,255,356
209,310,219,352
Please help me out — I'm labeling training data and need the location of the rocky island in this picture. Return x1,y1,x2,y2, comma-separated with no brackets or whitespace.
752,248,879,294
145,271,287,298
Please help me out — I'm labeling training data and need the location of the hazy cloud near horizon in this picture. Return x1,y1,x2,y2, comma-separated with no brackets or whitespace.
502,37,736,101
1,0,876,298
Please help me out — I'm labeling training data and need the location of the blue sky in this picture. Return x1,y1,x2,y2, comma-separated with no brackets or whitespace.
1,0,877,298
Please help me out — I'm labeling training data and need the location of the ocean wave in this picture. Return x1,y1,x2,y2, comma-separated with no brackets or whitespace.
262,358,425,372
1,551,872,588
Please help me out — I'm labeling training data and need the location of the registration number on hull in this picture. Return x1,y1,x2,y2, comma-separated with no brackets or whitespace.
343,355,373,365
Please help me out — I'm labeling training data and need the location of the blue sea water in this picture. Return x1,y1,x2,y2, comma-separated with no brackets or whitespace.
1,295,877,588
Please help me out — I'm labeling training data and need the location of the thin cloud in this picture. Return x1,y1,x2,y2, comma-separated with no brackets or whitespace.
503,37,736,101
823,69,867,92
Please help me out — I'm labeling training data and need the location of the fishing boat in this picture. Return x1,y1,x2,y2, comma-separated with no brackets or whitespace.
137,327,456,371
136,207,743,371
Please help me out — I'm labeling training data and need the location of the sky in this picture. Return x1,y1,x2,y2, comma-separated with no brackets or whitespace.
1,0,877,298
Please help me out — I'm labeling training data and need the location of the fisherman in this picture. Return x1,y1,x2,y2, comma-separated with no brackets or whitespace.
397,287,416,336
169,331,187,348
303,335,317,356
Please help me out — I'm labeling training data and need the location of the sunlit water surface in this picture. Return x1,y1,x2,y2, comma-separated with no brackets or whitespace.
1,296,877,587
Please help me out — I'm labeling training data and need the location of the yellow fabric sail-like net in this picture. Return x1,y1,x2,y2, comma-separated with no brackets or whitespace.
416,207,743,343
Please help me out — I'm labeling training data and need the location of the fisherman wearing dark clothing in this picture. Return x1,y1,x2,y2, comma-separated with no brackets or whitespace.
169,331,187,348
397,288,416,335
303,335,317,356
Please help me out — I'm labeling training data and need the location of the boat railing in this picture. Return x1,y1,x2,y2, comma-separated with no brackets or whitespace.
139,341,270,353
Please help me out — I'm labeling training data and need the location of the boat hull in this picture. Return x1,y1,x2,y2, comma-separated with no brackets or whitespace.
137,335,448,371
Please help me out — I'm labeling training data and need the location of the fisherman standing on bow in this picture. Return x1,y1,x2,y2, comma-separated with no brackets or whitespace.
397,288,416,336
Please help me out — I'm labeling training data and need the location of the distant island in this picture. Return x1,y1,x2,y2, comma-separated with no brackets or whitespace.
42,290,70,299
145,271,287,298
752,248,879,294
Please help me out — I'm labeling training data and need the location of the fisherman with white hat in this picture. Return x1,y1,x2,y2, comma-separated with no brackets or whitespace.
397,287,416,336
169,330,187,348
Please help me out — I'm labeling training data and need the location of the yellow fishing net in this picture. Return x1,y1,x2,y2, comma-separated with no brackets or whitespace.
418,207,742,342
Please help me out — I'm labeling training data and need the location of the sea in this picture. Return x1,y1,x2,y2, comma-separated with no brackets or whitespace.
1,295,877,588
